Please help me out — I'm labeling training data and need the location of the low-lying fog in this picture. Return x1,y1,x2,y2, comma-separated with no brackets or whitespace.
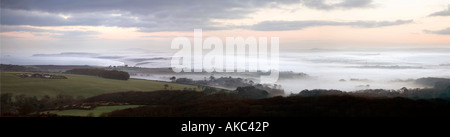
2,48,450,93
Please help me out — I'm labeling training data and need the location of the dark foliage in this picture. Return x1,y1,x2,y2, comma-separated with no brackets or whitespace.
298,89,345,96
66,68,130,80
175,78,195,84
415,77,450,87
1,93,79,116
83,90,239,105
18,104,36,115
174,77,285,97
294,85,450,99
108,95,450,117
0,64,35,72
236,86,269,99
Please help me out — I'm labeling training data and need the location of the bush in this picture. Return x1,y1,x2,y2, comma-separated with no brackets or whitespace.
236,86,269,99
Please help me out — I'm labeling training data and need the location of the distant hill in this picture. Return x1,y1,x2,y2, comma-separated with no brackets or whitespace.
0,64,99,72
415,77,450,89
0,64,36,72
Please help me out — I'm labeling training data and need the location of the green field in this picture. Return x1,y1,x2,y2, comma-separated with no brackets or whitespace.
0,72,199,98
46,105,142,117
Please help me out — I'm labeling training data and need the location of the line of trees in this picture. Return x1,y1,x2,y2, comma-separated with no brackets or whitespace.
83,90,239,105
0,64,36,72
66,68,130,80
172,76,285,97
294,86,450,99
1,93,82,116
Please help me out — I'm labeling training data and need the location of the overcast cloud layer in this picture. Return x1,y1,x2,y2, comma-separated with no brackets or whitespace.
0,0,403,32
0,0,449,41
424,27,450,35
246,20,413,31
429,5,450,16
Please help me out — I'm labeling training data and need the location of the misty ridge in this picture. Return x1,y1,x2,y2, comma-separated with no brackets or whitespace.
32,52,101,57
2,63,449,117
2,64,450,99
3,47,450,92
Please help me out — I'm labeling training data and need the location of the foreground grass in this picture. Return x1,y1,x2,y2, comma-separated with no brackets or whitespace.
47,105,142,117
0,72,199,98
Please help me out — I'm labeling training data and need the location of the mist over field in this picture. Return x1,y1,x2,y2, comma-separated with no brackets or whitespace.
3,47,449,93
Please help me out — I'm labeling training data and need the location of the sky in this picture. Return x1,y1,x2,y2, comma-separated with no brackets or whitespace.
1,0,450,55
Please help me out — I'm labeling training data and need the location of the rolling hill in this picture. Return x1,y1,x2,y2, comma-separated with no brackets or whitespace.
0,72,200,98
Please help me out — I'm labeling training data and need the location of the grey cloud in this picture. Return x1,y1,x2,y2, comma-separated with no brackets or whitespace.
0,25,99,39
0,0,296,23
429,5,450,16
0,0,306,16
349,65,423,69
348,20,413,27
424,27,450,35
337,0,373,8
1,9,70,26
301,0,373,10
0,9,145,27
49,31,100,39
0,0,377,32
32,52,100,57
246,20,337,31
0,25,48,32
247,20,413,31
0,0,261,32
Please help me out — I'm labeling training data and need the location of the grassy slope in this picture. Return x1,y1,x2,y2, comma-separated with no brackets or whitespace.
0,72,199,98
47,105,142,117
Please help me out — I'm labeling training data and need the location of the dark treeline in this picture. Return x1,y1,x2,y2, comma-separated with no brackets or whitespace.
415,77,450,89
1,93,82,116
83,86,450,117
236,86,269,99
4,85,450,117
83,90,239,105
295,80,450,99
108,95,450,117
173,76,285,97
96,79,450,117
0,89,260,116
83,87,280,105
66,68,130,80
0,64,36,72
